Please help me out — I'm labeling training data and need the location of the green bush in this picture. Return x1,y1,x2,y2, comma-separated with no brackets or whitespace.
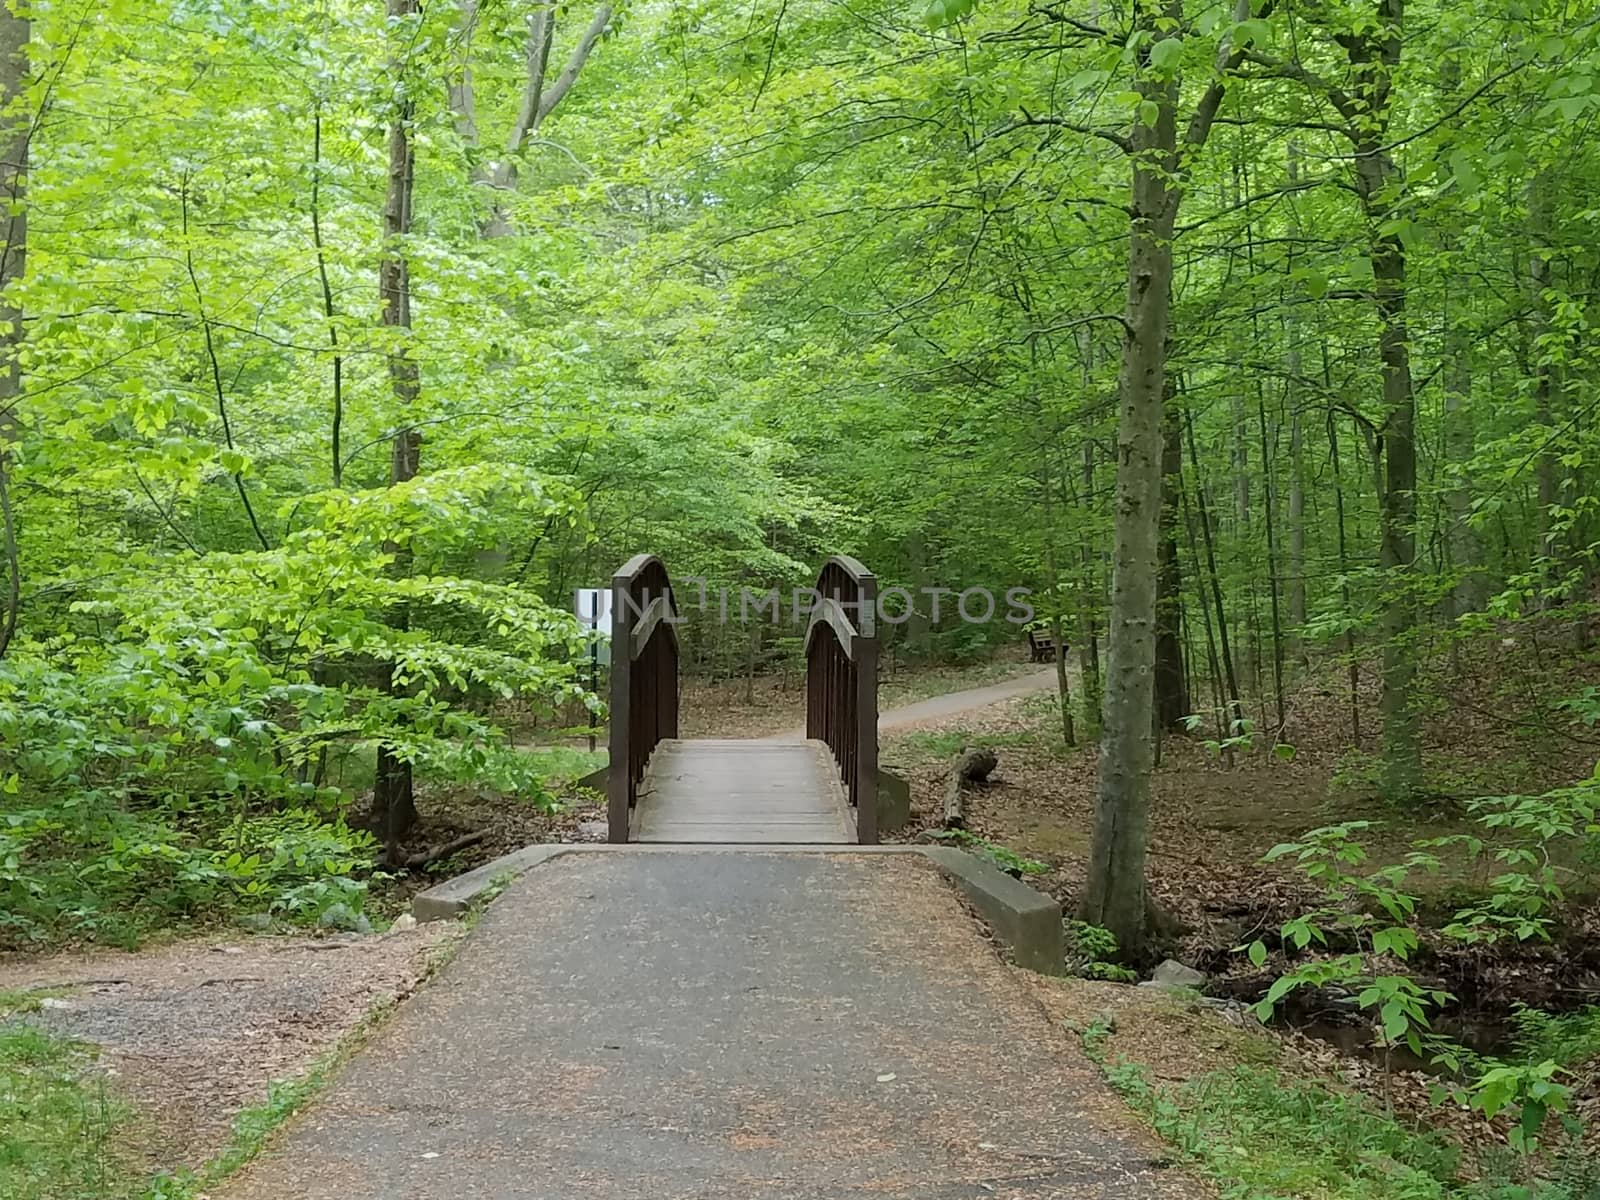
0,466,589,948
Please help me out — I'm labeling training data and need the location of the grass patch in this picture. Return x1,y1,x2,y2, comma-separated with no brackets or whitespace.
1509,1006,1600,1074
896,727,1039,759
925,828,1048,876
143,926,465,1198
0,1025,130,1200
0,987,68,1017
140,1068,330,1199
514,745,607,787
1081,1019,1600,1200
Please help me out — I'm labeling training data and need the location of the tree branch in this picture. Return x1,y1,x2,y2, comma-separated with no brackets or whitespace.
983,113,1130,155
534,4,612,128
181,181,271,552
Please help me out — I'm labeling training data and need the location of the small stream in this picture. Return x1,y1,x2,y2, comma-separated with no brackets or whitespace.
1290,1011,1517,1075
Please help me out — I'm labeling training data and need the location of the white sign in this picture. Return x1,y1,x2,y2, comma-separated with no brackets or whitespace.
575,588,613,668
575,587,612,633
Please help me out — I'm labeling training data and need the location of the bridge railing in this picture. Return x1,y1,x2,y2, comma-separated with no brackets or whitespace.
805,555,879,844
608,554,679,842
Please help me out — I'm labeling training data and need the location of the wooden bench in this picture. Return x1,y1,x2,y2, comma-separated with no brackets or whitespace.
1026,627,1057,663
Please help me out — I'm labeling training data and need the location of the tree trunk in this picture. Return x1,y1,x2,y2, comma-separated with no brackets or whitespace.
1187,406,1243,728
1443,292,1480,615
1041,435,1076,747
374,0,422,854
943,747,998,830
1154,388,1188,732
1258,392,1286,731
1081,0,1254,949
1076,437,1102,734
1285,144,1307,657
450,3,614,238
1528,170,1559,580
1080,20,1180,954
1372,195,1420,802
0,0,27,660
1338,5,1420,803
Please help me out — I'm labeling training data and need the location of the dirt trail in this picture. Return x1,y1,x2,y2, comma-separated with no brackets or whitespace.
0,926,457,1174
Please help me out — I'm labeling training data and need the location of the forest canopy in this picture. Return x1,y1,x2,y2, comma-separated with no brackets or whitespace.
0,0,1597,955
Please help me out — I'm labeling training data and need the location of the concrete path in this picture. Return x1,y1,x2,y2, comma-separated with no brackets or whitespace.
637,740,852,843
224,852,1193,1199
766,668,1061,743
877,667,1059,732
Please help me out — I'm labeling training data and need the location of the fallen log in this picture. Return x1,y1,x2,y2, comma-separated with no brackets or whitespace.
942,746,998,829
400,830,487,871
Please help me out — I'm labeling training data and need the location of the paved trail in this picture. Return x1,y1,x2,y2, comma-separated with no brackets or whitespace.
877,667,1060,731
224,851,1195,1199
766,667,1061,743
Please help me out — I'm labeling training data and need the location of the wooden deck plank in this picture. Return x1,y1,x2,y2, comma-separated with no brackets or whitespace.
635,739,853,844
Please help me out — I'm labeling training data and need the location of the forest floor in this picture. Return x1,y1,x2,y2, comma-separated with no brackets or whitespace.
862,639,1600,1182
0,923,459,1197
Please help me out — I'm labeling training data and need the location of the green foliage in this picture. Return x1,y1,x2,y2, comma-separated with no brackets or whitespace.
0,464,591,946
142,1071,329,1200
0,1027,128,1200
1248,796,1600,1151
1509,1005,1600,1072
898,728,1036,758
926,827,1048,877
1065,921,1137,982
1107,1061,1464,1200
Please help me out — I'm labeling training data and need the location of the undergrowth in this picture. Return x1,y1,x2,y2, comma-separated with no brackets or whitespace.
1082,1017,1600,1200
0,1025,129,1200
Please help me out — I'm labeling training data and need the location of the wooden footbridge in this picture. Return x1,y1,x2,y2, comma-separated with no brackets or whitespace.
607,554,880,845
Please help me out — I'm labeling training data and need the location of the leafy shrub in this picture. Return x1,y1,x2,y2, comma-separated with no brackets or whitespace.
1246,778,1600,1152
0,466,588,948
1065,920,1137,982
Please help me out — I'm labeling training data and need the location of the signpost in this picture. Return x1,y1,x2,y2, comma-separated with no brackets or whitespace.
574,588,612,752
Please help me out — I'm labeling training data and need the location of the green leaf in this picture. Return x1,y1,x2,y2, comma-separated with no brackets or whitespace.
924,0,978,28
1149,38,1183,71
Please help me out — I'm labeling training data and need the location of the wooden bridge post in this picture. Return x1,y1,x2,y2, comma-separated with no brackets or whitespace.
806,555,879,844
607,555,679,843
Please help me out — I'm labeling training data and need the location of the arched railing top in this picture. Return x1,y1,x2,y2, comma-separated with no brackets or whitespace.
805,555,879,844
608,554,679,842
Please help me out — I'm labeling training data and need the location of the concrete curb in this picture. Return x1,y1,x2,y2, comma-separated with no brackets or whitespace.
412,845,577,922
917,846,1065,975
412,843,1066,976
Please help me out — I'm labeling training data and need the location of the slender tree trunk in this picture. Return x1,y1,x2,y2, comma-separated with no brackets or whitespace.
1042,435,1076,748
1285,145,1308,659
1187,406,1243,728
1355,139,1420,798
311,105,344,488
374,0,422,856
1528,170,1559,577
1154,387,1188,731
450,3,614,238
0,1,25,659
1258,393,1286,731
1443,288,1480,614
1181,472,1226,741
1076,438,1102,734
